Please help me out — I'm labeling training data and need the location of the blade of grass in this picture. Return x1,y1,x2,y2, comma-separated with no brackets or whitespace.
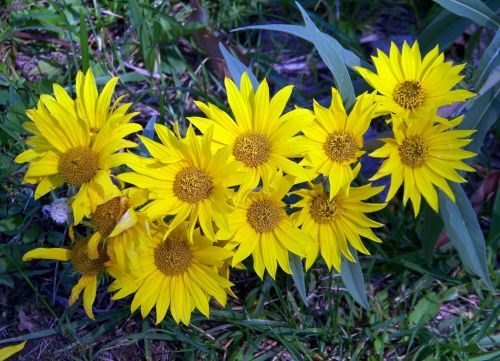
47,0,80,71
79,8,89,72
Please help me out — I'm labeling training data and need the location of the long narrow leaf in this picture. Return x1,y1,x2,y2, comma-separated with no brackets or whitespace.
233,24,362,68
473,30,500,89
419,10,471,53
296,2,356,107
421,203,444,263
139,115,157,157
127,0,154,71
232,1,356,107
488,187,500,244
219,43,259,89
461,85,499,157
433,0,499,28
439,184,493,290
79,9,89,72
289,253,308,306
340,250,370,310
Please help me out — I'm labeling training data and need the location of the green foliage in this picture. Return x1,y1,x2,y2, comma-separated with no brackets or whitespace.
440,184,493,290
433,0,499,28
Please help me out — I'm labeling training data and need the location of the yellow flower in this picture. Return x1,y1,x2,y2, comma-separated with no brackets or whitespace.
0,341,26,361
301,88,377,196
188,73,314,201
218,171,312,279
75,69,136,132
87,188,150,265
23,239,109,319
118,125,239,242
355,41,474,123
292,183,385,271
15,70,141,224
370,116,476,215
107,223,233,325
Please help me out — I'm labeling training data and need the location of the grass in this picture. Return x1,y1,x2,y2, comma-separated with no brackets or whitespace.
0,0,498,360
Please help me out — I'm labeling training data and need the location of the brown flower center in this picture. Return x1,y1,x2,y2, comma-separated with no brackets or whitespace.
323,131,358,163
154,240,192,276
310,194,343,224
233,132,271,167
393,81,425,110
71,240,107,276
399,135,429,168
92,197,125,237
246,199,283,233
173,167,212,203
59,147,99,185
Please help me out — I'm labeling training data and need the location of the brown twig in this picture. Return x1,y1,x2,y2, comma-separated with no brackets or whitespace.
12,31,78,48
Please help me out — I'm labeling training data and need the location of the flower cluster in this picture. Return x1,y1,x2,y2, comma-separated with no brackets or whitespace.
355,42,476,215
18,41,476,325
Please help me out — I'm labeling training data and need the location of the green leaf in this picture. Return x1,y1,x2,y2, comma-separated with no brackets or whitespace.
439,183,493,290
478,333,500,347
233,1,356,108
340,250,370,310
420,203,444,263
0,274,14,288
118,72,149,83
409,292,441,325
79,8,89,72
473,30,500,89
233,24,362,68
127,0,155,71
218,43,259,90
442,342,481,353
289,253,308,306
292,2,356,106
461,85,499,157
0,328,58,345
419,10,471,53
432,0,499,28
470,350,500,361
139,115,157,157
488,184,500,243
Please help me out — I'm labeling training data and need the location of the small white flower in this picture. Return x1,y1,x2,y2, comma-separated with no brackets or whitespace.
42,198,70,224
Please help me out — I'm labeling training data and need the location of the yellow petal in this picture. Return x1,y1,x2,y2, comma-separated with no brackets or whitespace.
24,152,60,179
108,209,137,238
232,230,258,266
87,232,103,260
96,77,119,129
262,232,278,279
34,175,64,199
225,76,252,131
23,248,72,262
69,276,90,306
82,276,98,319
0,341,26,361
187,273,209,317
155,276,171,324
